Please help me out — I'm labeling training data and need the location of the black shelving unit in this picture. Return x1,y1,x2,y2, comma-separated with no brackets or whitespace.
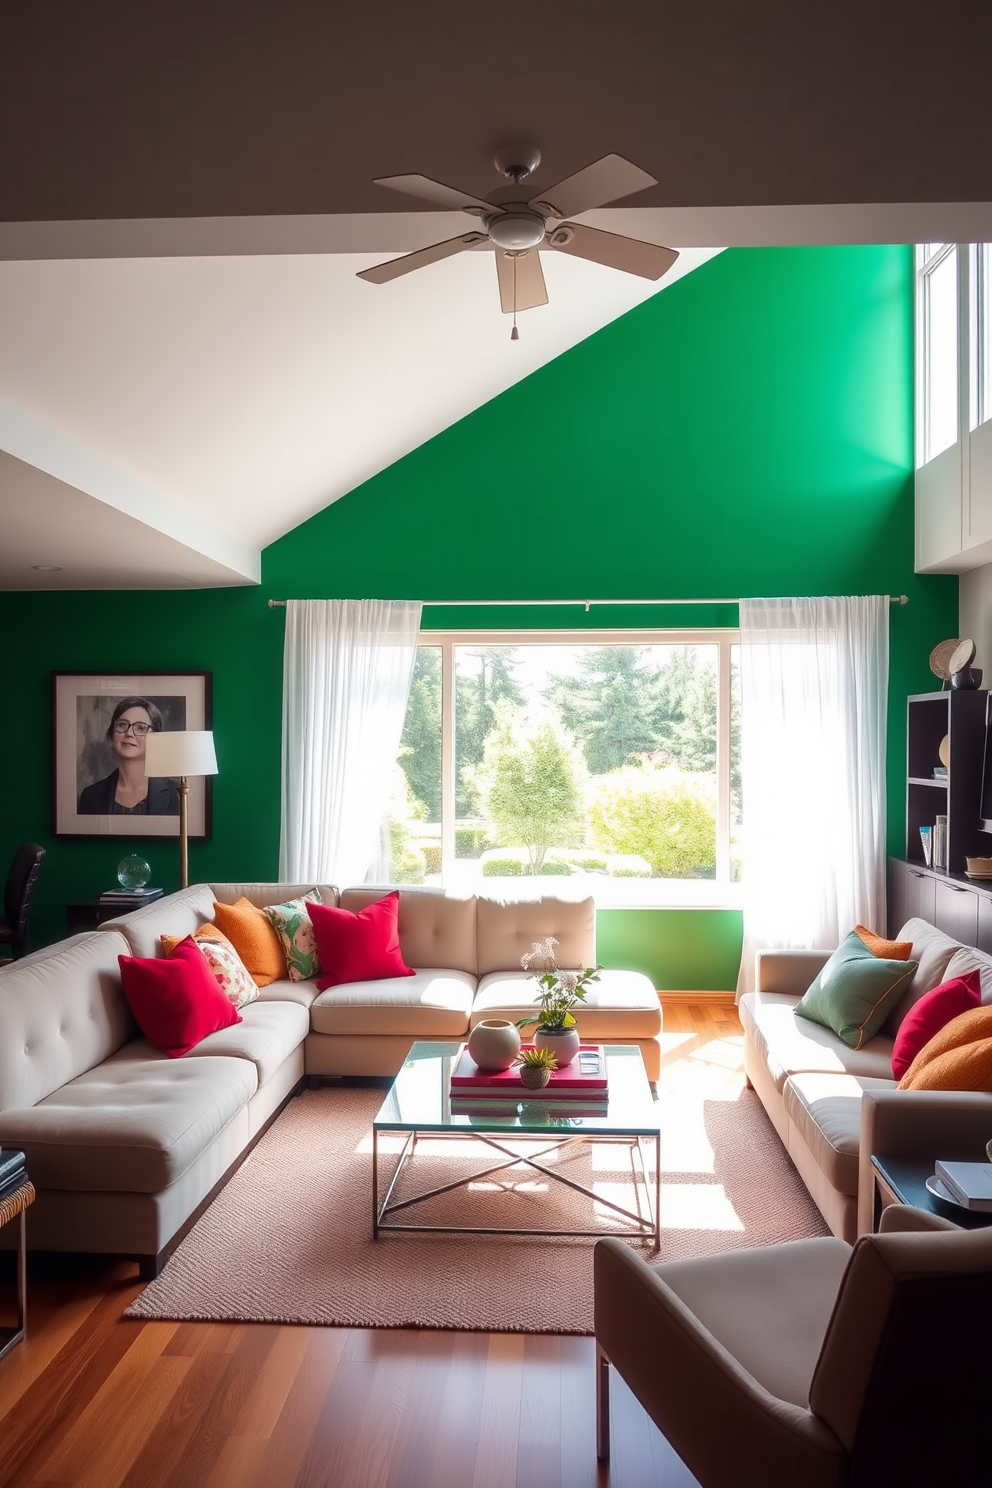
905,689,988,875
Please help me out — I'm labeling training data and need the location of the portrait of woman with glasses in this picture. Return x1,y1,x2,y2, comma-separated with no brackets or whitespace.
76,696,181,815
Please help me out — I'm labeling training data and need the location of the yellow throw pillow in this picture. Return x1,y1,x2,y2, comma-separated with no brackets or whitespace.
898,1004,992,1090
211,898,287,987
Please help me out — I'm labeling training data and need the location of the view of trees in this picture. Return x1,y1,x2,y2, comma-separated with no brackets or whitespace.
395,643,740,882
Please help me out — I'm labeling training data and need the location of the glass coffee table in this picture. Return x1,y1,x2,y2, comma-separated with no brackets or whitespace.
372,1041,661,1247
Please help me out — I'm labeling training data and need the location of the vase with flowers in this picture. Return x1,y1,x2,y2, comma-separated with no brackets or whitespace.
515,936,602,1067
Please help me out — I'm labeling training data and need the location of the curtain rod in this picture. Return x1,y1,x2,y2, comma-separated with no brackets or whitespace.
267,595,909,610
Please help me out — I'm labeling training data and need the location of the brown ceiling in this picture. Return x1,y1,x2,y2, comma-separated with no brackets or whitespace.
4,0,991,224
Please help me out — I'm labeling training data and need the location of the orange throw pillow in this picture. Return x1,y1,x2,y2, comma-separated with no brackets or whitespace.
211,898,287,987
160,922,237,956
898,1004,992,1090
854,925,913,961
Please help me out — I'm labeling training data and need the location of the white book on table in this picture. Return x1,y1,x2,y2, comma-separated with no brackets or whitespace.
933,1159,992,1211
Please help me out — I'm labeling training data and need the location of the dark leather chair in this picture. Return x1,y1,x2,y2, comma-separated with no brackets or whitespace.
0,842,46,961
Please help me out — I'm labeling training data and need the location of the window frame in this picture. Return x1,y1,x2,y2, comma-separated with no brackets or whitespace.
412,625,740,907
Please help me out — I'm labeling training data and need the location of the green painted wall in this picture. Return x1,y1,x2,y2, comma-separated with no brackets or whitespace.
0,246,957,983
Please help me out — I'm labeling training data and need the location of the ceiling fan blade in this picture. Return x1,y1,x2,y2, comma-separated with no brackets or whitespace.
357,232,488,284
372,174,500,217
494,250,549,314
546,223,678,281
528,154,657,219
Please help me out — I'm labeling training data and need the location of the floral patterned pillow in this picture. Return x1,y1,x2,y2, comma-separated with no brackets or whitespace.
161,928,259,1010
263,890,323,981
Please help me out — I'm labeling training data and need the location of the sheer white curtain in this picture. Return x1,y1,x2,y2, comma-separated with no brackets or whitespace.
736,595,889,996
279,599,422,886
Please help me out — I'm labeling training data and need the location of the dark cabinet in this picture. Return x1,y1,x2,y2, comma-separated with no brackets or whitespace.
905,689,988,874
888,858,935,935
933,880,980,946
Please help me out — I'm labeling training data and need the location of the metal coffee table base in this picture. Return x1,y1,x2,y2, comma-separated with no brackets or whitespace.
373,1127,660,1249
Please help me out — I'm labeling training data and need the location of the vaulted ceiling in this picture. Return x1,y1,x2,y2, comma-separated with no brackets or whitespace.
2,0,991,589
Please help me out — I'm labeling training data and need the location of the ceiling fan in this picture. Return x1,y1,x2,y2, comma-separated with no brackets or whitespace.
357,144,678,338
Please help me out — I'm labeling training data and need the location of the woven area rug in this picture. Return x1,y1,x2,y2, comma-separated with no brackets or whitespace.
126,1076,828,1334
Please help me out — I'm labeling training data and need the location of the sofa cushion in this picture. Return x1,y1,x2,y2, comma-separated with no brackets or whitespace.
0,1045,256,1192
262,891,323,981
898,1003,992,1091
119,939,242,1058
475,894,595,979
783,1073,894,1198
254,976,321,1010
738,992,896,1095
340,887,478,976
886,918,963,1032
211,882,338,910
309,970,475,1037
940,946,992,1003
98,883,217,960
161,923,261,1010
472,969,661,1039
0,931,135,1112
795,931,917,1049
211,898,288,987
311,892,414,989
185,1000,310,1085
891,970,983,1080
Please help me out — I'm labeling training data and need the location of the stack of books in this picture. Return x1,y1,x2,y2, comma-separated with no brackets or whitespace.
934,1158,992,1211
0,1148,28,1205
450,1044,609,1115
98,887,163,905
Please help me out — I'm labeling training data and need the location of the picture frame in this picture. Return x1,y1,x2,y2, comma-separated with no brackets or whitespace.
53,672,212,840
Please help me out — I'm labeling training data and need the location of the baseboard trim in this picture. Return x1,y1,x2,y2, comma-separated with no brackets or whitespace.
658,990,738,1005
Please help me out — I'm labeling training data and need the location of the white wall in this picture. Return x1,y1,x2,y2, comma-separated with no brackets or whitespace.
959,564,992,671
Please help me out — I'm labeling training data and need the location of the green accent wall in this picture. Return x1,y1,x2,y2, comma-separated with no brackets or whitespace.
0,245,957,982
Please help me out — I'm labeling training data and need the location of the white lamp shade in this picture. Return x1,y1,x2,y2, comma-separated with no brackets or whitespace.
144,729,218,778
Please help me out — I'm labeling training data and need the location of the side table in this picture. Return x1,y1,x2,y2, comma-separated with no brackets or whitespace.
0,1177,35,1362
66,890,164,935
870,1154,992,1233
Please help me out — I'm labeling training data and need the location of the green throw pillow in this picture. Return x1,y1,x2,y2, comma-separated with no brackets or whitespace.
795,931,918,1050
263,890,322,981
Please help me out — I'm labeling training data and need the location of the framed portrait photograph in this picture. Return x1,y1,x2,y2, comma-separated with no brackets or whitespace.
53,672,212,840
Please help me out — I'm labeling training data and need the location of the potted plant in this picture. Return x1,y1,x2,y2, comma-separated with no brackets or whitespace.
516,936,602,1067
516,1045,559,1090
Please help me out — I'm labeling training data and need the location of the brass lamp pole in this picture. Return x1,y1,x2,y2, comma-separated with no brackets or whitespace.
144,731,218,888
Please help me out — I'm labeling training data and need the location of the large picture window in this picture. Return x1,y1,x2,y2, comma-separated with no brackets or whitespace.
387,629,741,905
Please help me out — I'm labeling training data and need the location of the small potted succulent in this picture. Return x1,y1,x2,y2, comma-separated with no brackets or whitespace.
516,1045,559,1090
516,936,602,1066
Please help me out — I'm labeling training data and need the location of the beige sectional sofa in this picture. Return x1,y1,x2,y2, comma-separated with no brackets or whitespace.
0,882,660,1276
740,916,992,1243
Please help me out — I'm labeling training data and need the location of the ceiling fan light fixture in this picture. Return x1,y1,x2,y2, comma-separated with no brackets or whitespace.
487,211,546,251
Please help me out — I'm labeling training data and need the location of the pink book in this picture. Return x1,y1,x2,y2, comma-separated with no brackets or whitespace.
451,1044,608,1094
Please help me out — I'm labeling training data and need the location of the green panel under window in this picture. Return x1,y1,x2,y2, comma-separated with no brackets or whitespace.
596,910,744,991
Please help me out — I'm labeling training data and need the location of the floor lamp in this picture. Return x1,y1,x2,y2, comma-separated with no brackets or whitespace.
144,730,218,889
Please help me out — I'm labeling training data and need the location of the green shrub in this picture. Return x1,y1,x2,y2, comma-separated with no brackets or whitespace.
569,853,608,872
539,859,573,875
391,843,427,883
455,824,495,857
607,853,653,877
588,766,717,878
420,843,442,877
481,852,525,877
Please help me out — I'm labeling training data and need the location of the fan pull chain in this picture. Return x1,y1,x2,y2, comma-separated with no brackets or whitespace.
511,254,519,341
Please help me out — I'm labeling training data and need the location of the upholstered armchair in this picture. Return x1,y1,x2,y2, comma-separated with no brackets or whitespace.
594,1206,992,1487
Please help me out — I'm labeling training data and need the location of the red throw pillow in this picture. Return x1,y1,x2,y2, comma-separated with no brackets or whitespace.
118,937,241,1058
891,969,982,1080
310,892,414,990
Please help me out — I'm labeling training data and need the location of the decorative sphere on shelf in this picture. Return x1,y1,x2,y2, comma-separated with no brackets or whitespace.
117,855,151,890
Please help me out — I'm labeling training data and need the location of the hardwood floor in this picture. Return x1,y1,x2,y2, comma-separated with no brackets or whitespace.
0,1001,742,1488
